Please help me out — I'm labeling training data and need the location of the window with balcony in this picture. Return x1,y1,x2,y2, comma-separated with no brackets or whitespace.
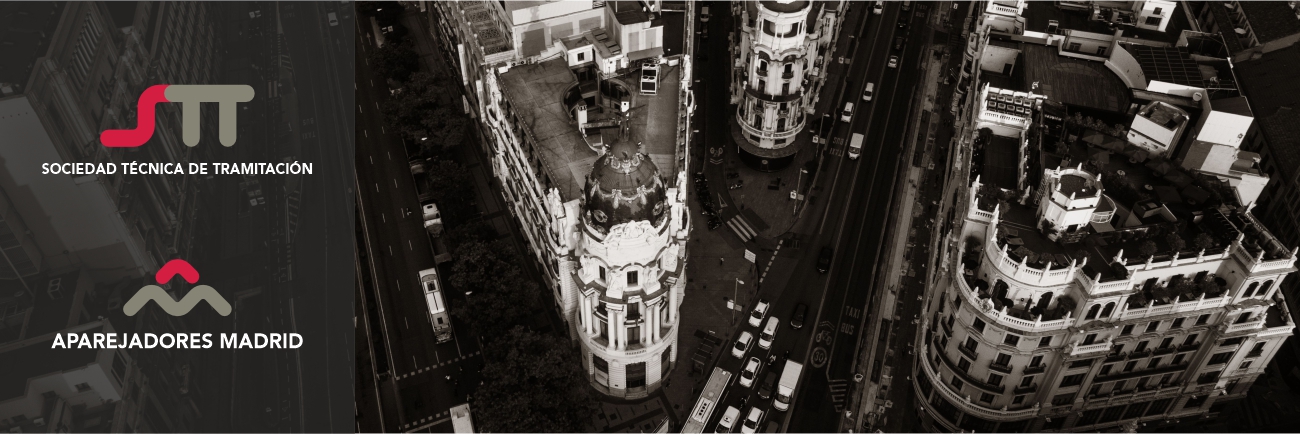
951,376,965,391
1039,336,1052,348
1148,357,1162,369
1121,324,1134,336
980,392,995,403
1239,360,1253,370
1111,344,1125,356
1013,395,1026,405
1146,321,1160,333
1196,371,1221,385
1070,359,1092,369
1123,361,1137,372
1221,337,1244,347
958,357,971,373
1100,364,1113,376
1235,312,1254,324
1159,337,1173,349
1183,334,1199,347
995,352,1011,366
1089,383,1103,397
1135,341,1149,353
1172,354,1185,365
1083,333,1098,345
1020,375,1035,388
599,266,607,282
627,270,639,286
1248,342,1265,358
1060,374,1085,388
1004,334,1020,346
974,318,986,333
989,373,1005,387
1052,392,1076,406
1196,314,1210,325
964,337,978,353
1171,317,1185,329
1209,352,1232,365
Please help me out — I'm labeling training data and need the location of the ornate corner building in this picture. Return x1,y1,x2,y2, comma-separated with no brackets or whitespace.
918,2,1298,431
428,0,694,399
729,0,843,171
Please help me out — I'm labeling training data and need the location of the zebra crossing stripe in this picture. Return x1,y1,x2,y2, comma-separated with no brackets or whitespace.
726,216,758,242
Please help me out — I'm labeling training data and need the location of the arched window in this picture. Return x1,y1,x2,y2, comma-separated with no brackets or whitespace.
1259,280,1275,298
1242,282,1259,298
1100,302,1115,318
1085,304,1101,320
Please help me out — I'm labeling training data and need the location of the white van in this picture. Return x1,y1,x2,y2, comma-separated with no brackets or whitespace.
840,102,854,122
862,82,875,102
759,316,779,349
848,133,864,160
716,406,741,433
701,6,710,22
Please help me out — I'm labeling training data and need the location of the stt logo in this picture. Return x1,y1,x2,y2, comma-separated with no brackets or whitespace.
100,84,255,148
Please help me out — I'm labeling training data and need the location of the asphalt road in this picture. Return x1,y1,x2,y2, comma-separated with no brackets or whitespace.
352,11,484,433
783,3,930,433
275,3,357,433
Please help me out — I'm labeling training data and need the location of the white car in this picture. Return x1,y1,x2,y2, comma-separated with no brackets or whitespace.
739,357,762,388
732,331,754,359
741,407,765,434
716,406,740,433
873,1,884,15
888,55,899,68
840,102,854,123
862,82,875,102
748,299,770,327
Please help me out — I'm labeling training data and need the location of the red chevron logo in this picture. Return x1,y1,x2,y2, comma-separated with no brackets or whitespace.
156,259,200,284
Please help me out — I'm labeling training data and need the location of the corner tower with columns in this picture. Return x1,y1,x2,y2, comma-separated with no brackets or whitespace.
558,140,689,399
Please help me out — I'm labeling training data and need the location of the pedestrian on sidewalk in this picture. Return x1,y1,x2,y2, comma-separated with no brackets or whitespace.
719,258,725,266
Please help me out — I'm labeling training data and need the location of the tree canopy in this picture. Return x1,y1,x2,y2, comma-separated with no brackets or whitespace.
473,327,598,433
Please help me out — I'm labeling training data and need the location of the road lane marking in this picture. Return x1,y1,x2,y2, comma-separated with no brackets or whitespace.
405,317,409,329
393,179,398,188
375,101,380,110
370,155,373,164
358,105,363,114
381,213,385,223
381,126,386,134
409,240,413,250
375,183,379,193
364,129,368,137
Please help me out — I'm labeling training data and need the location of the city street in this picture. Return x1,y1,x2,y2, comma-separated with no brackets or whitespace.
685,2,930,432
352,11,484,433
787,3,932,432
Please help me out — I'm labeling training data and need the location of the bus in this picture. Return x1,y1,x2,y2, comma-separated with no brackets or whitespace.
681,367,733,433
419,268,453,343
451,403,474,433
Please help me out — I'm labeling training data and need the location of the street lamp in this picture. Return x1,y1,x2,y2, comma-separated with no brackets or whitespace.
793,167,809,215
732,278,744,325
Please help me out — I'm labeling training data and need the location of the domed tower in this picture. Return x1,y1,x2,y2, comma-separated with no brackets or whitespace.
570,140,689,399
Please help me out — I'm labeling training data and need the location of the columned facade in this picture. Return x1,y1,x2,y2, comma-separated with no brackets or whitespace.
564,142,689,399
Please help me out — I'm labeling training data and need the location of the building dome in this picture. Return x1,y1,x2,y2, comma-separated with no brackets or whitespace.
583,141,668,234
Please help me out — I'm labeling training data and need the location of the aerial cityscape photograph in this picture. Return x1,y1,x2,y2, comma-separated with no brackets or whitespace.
353,0,1300,432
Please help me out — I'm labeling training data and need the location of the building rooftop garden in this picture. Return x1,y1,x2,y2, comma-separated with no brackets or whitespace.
968,103,1294,285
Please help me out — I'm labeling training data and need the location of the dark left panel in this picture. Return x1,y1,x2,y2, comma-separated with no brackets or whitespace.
0,2,354,432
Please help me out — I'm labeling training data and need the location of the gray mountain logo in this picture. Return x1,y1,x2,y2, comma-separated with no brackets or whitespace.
124,259,231,316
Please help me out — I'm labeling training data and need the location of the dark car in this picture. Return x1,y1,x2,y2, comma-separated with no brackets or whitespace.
790,303,808,330
758,371,777,400
894,36,905,51
817,247,833,273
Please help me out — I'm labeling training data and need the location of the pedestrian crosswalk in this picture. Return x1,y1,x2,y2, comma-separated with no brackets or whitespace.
726,214,759,242
830,379,849,412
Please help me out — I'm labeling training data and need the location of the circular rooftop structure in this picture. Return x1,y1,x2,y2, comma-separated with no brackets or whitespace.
583,141,668,233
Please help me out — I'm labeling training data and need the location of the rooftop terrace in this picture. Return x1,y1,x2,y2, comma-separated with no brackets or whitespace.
1020,1,1190,45
1021,43,1129,113
498,56,682,201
